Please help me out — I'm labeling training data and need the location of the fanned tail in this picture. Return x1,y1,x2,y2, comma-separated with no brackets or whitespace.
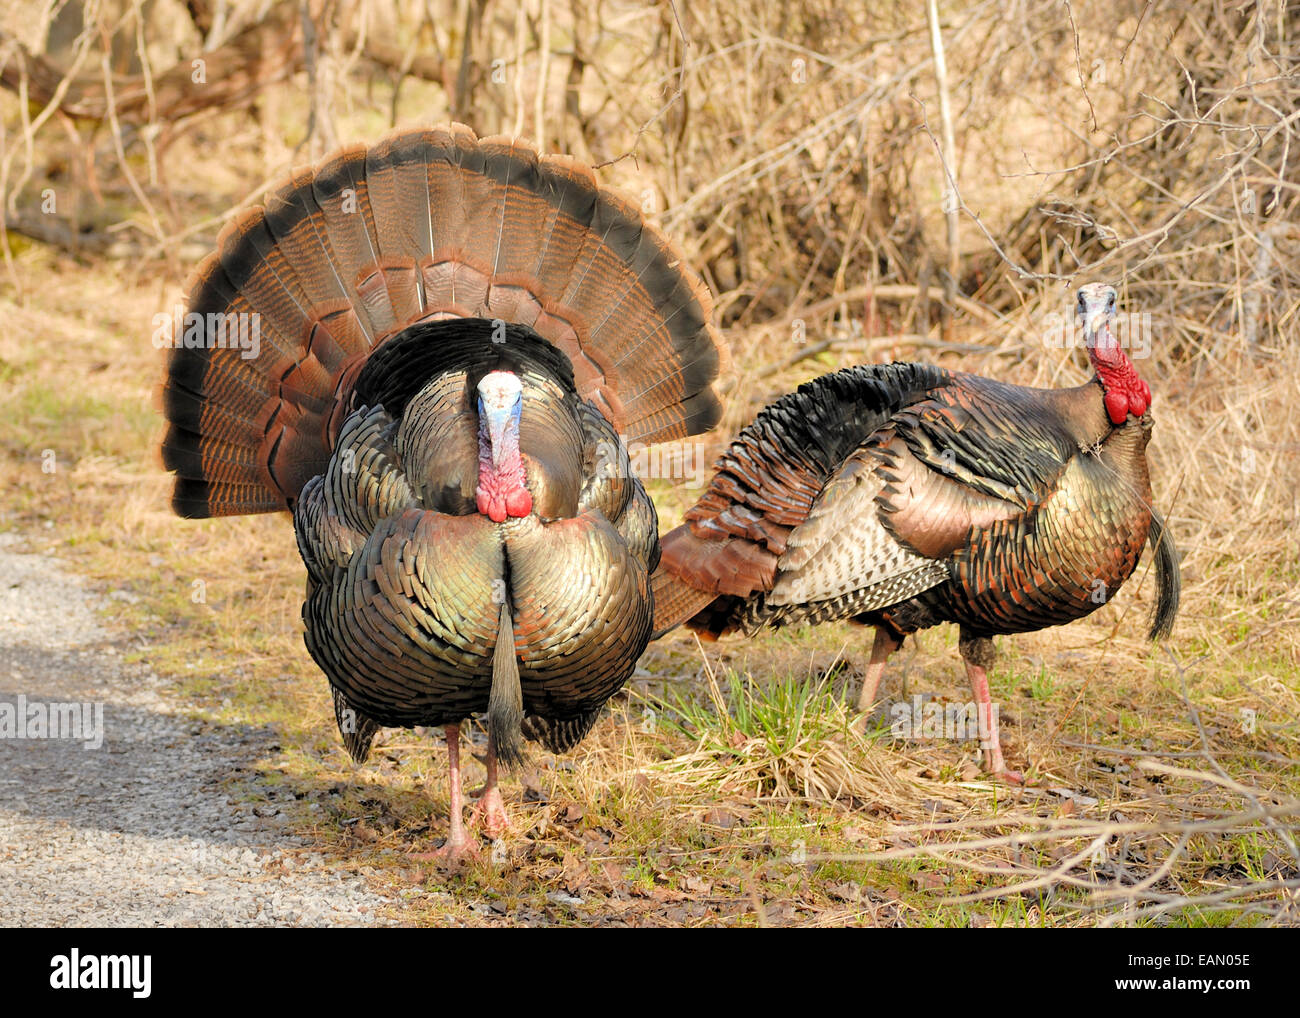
161,124,726,519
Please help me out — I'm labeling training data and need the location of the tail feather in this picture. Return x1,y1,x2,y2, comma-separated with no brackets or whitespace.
488,142,549,279
210,209,316,366
363,135,431,323
161,123,725,519
1146,507,1181,641
489,600,526,768
423,124,477,276
650,562,719,639
262,168,374,358
309,144,394,340
332,687,381,764
521,708,602,755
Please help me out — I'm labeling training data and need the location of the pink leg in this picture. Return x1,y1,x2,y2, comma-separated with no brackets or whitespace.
960,634,1023,784
469,732,511,840
857,626,902,711
429,724,478,859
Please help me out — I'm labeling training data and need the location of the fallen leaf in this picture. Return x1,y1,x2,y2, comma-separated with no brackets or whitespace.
598,860,623,888
842,825,873,845
827,881,862,903
560,852,590,892
521,771,548,804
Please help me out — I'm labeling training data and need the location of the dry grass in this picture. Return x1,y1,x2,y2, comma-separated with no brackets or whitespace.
0,0,1297,926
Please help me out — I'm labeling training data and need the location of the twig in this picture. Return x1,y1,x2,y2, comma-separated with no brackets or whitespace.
1063,0,1098,133
925,0,960,314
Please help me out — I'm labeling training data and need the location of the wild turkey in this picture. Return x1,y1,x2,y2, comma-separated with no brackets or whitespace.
161,125,725,855
653,284,1179,782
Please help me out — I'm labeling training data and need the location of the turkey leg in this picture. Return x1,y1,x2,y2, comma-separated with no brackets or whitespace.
430,724,479,859
856,625,903,711
959,633,1024,784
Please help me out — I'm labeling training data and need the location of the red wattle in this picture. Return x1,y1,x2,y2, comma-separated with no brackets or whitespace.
476,478,531,523
506,489,533,517
475,392,532,522
1093,346,1152,425
1104,390,1128,425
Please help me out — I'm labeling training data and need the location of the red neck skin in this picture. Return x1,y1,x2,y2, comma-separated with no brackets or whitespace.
1089,323,1151,425
476,421,533,523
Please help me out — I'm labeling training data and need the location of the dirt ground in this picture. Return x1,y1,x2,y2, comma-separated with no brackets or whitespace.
0,534,395,927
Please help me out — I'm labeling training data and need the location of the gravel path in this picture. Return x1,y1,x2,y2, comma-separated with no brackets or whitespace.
0,534,396,926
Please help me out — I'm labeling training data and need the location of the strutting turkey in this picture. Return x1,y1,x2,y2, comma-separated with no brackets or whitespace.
161,125,725,856
652,284,1179,782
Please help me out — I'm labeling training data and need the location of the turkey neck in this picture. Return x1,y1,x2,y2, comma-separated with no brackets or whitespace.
395,371,588,521
476,398,531,523
1052,378,1155,506
1091,410,1154,503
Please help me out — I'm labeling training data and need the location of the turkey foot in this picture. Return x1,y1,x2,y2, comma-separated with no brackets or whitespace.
960,632,1024,786
989,764,1025,786
469,786,510,840
981,736,1025,785
426,825,480,861
468,733,511,840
